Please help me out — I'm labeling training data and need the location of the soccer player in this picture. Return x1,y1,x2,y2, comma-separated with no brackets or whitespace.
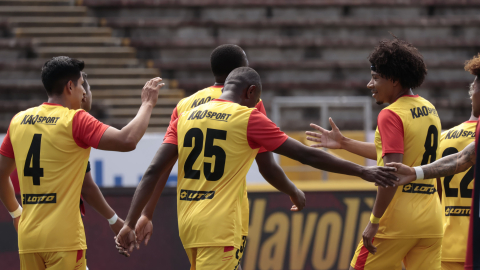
132,44,307,267
79,72,124,234
0,56,163,270
386,53,480,270
306,38,443,269
437,111,477,270
116,67,398,270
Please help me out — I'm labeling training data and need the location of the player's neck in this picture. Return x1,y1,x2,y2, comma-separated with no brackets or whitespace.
47,96,73,109
218,91,241,104
469,113,478,121
390,88,413,103
214,76,227,85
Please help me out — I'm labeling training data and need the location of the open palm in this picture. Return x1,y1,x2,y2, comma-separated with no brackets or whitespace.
305,118,344,149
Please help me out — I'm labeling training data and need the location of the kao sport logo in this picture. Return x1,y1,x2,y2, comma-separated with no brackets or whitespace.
23,193,57,204
402,183,436,194
179,189,215,201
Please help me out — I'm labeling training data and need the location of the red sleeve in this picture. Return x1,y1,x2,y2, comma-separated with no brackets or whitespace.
72,110,110,149
254,100,270,154
163,117,178,145
377,109,404,157
170,106,179,125
0,128,14,159
247,109,288,151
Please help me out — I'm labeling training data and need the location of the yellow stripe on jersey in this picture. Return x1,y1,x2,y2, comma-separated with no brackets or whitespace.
9,104,90,253
176,101,259,249
375,96,443,239
439,121,476,262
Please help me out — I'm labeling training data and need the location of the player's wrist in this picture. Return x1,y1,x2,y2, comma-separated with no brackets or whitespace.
370,213,381,224
9,205,22,218
413,166,424,180
108,213,118,225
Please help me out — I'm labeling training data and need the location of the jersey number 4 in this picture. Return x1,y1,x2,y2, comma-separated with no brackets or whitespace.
184,128,227,181
24,134,44,185
442,147,473,198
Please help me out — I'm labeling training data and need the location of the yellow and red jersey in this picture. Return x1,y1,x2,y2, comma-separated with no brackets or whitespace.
0,103,108,254
169,85,268,237
164,99,287,249
374,95,443,238
438,120,476,262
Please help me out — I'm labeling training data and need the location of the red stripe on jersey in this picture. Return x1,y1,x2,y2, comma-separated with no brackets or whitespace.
354,240,372,270
224,246,234,252
76,250,83,262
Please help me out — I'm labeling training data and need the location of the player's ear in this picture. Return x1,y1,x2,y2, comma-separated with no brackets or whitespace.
246,85,256,99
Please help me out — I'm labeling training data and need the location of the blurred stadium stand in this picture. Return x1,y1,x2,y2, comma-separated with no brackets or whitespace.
77,0,479,130
0,0,183,133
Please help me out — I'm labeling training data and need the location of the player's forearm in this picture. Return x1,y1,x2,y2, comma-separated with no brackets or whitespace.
141,164,174,219
275,139,364,178
81,172,115,220
0,155,20,212
421,142,475,179
119,103,154,147
341,137,377,160
0,176,19,212
125,143,178,228
256,153,297,196
372,186,398,217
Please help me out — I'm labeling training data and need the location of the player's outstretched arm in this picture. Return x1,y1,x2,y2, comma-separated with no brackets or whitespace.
116,143,178,255
81,171,124,235
255,152,305,211
135,162,175,247
0,155,21,231
97,78,165,152
362,153,402,254
273,138,398,187
386,141,476,185
305,118,377,160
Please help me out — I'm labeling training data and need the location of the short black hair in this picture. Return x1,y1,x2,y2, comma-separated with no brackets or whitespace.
210,44,247,78
369,37,427,89
41,56,85,96
224,67,262,92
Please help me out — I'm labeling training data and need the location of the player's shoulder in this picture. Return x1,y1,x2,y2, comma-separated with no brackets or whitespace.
441,120,477,141
385,95,439,120
177,86,220,113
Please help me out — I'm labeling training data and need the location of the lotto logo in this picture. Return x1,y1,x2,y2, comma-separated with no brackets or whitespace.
445,206,470,216
23,193,57,204
402,183,436,194
179,189,215,201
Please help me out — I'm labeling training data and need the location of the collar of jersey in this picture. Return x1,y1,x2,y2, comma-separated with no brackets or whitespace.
42,102,63,107
392,94,419,103
211,85,224,88
465,120,478,123
211,99,233,103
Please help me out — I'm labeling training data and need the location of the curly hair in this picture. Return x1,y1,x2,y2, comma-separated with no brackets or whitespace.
464,54,480,76
369,37,427,89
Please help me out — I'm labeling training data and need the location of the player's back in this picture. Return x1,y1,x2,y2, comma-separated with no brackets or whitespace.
438,121,476,262
176,100,259,249
9,103,90,253
375,95,443,238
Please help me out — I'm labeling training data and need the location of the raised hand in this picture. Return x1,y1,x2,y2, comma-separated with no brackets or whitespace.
385,162,416,185
360,166,398,187
115,225,136,257
141,77,165,107
135,215,153,247
290,189,306,212
306,118,344,149
362,221,379,254
110,217,125,236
